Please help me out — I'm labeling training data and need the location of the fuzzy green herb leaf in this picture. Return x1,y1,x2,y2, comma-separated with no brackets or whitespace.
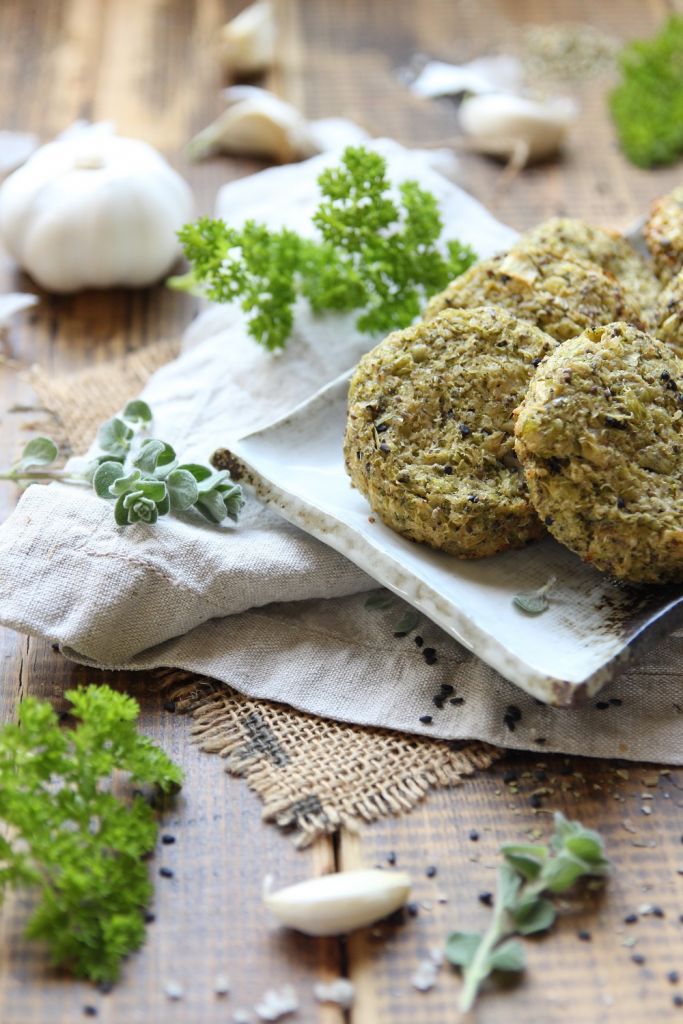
610,16,683,168
0,685,182,983
14,436,59,472
446,812,609,1011
176,146,477,350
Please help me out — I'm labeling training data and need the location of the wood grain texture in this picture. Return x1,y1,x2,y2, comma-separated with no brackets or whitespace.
0,0,682,1021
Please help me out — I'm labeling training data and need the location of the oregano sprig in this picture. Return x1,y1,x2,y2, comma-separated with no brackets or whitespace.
1,399,244,528
446,812,610,1011
173,145,477,351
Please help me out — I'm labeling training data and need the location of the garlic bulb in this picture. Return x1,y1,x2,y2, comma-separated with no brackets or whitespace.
263,869,411,936
0,125,192,293
458,93,577,164
220,1,276,78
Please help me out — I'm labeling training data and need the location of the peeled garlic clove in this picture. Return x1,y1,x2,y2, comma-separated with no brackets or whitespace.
263,869,411,936
187,89,318,163
459,93,577,162
220,1,276,78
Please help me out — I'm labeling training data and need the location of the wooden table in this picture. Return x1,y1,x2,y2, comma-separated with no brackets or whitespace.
1,1,683,1021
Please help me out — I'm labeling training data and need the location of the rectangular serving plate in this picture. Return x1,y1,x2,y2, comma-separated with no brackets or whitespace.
231,372,683,708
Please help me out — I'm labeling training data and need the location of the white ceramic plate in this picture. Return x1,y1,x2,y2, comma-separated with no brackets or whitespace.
231,221,683,707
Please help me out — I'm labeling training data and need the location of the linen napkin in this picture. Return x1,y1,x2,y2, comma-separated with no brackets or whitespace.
0,139,681,763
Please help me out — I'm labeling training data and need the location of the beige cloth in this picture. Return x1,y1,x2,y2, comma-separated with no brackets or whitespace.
0,140,681,764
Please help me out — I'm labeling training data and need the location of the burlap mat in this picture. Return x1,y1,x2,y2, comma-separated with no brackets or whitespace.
28,346,499,847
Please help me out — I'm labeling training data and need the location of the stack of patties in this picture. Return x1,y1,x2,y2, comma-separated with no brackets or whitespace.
344,210,683,584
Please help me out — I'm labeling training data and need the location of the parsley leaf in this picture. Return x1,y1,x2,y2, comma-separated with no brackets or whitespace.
175,146,477,350
0,685,182,983
610,16,683,167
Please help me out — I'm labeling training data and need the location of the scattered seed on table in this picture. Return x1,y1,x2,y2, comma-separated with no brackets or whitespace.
669,971,681,984
214,974,231,996
478,892,493,907
144,910,156,924
163,700,177,714
440,683,454,695
159,867,174,879
675,994,683,1008
406,901,419,917
423,648,437,665
577,930,592,941
530,794,543,809
469,830,479,842
164,981,184,1001
414,636,424,647
83,1009,98,1018
387,851,397,865
623,913,638,924
450,697,465,706
426,865,438,878
632,953,646,965
161,834,176,845
433,695,445,709
419,715,433,725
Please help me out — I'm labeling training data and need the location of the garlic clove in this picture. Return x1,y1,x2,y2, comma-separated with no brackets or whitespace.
459,93,577,162
263,869,412,936
187,89,319,163
220,1,276,78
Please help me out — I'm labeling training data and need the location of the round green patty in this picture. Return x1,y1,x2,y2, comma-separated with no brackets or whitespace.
515,322,683,583
654,268,683,358
516,216,659,323
424,246,645,342
344,306,558,558
645,186,683,283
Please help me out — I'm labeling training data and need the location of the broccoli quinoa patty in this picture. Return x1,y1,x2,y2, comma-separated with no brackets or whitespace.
654,268,683,358
344,306,558,559
514,322,683,584
644,185,683,283
516,216,659,322
424,246,645,342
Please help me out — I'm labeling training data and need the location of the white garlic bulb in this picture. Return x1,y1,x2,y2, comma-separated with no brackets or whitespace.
263,869,411,936
0,124,192,293
459,93,577,163
220,1,276,78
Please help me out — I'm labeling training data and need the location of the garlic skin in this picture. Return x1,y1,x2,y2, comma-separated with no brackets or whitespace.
459,93,577,162
0,292,38,325
263,869,411,936
220,1,276,78
0,125,192,293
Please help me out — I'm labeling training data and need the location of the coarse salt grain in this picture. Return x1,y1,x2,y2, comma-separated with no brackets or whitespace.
215,974,231,996
164,981,184,1001
254,985,299,1021
411,960,439,992
313,978,355,1009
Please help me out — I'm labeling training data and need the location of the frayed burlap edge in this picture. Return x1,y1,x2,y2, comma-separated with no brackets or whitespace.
25,341,502,845
155,669,501,847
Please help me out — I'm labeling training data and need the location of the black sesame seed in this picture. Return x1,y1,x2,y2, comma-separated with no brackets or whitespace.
144,910,156,924
503,715,517,732
433,695,445,709
379,442,391,453
530,794,543,809
624,913,638,924
83,1008,98,1018
617,497,626,509
534,737,547,744
440,683,454,695
387,851,397,866
419,715,433,725
163,700,177,714
577,930,591,941
97,982,114,995
674,994,683,1008
51,642,60,652
450,697,465,706
548,456,563,474
468,494,479,503
443,465,453,475
406,901,419,917
531,357,542,368
669,971,681,984
544,515,554,526
161,834,176,845
505,704,522,722
159,867,174,879
459,424,472,437
609,698,623,706
423,648,438,665
662,370,671,381
605,415,627,430
652,905,665,918
478,891,493,907
595,701,610,710
503,771,518,784
469,830,479,842
414,635,424,647
376,423,389,433
632,953,646,965
426,865,438,878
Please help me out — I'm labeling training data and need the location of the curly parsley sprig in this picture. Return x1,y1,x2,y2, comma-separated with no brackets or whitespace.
173,146,477,350
1,400,244,528
0,685,182,983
